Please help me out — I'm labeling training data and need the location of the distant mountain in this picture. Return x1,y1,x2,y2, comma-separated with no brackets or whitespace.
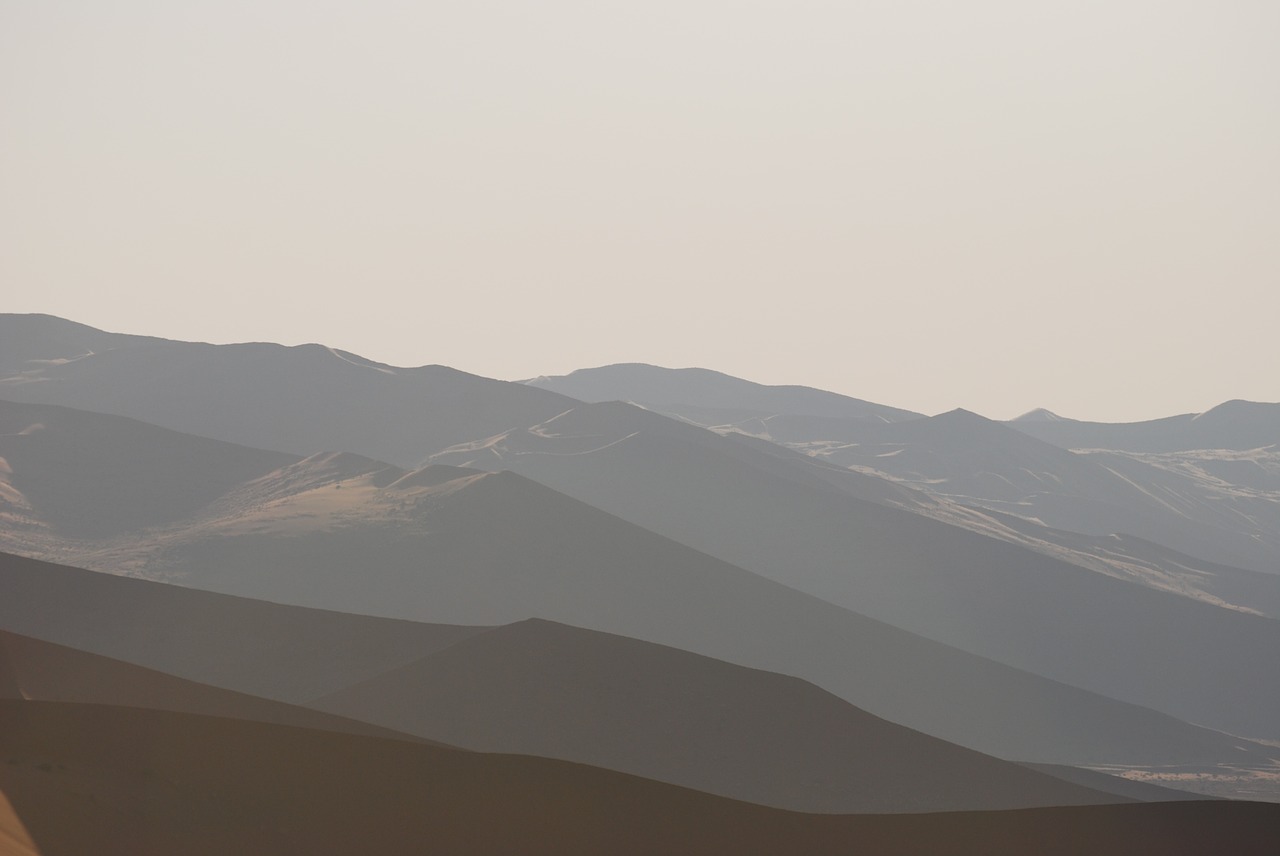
1067,444,1280,570
6,701,1277,856
1008,399,1280,453
538,371,1280,577
775,406,1280,575
430,401,1280,744
524,363,922,422
1013,408,1067,422
0,313,580,466
0,313,165,370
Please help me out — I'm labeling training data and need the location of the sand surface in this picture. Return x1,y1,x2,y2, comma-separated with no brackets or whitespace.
3,701,1280,856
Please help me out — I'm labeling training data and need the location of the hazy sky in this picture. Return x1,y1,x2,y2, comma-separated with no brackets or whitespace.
3,1,1277,421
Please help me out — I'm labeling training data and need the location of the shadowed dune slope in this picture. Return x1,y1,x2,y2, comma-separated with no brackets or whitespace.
312,618,1120,813
0,631,428,743
0,315,580,466
0,552,488,703
3,702,1279,856
0,399,295,540
514,374,1280,586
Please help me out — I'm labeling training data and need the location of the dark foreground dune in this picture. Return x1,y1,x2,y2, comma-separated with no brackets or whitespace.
312,618,1120,813
0,631,426,743
0,613,1119,814
1,701,1277,856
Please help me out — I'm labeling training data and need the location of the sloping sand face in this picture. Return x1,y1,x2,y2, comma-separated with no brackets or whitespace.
0,631,434,744
311,618,1121,813
0,552,489,705
2,701,1280,856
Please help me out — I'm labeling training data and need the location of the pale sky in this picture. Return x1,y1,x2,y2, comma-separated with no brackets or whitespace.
2,1,1277,421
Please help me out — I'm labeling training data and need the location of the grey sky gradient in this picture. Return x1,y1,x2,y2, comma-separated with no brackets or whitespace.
3,1,1277,421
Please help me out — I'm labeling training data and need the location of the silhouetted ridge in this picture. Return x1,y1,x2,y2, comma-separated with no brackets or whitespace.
1192,399,1276,424
929,408,1000,428
0,313,165,369
0,313,582,466
312,616,1124,812
0,630,431,742
0,550,490,703
1008,398,1280,452
525,362,922,422
1014,408,1067,422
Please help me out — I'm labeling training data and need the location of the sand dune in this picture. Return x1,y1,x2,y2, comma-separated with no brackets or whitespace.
53,467,1272,770
0,400,293,542
685,405,1280,615
755,406,1280,576
0,399,1272,769
4,317,1277,842
0,556,1135,813
2,344,1276,774
0,631,427,743
0,552,486,703
3,701,1278,856
311,618,1121,812
0,552,1206,812
430,400,1280,743
5,423,1271,771
0,605,1133,813
524,368,1280,584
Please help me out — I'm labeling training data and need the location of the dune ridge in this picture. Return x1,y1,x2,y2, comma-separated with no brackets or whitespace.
311,617,1121,813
